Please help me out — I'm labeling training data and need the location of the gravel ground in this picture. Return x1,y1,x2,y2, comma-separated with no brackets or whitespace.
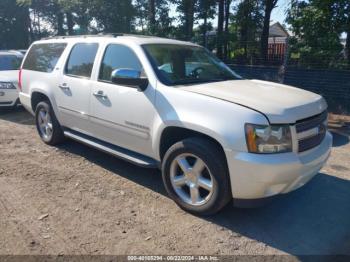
0,108,349,257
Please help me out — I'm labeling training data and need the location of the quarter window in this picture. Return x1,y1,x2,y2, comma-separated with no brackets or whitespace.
65,43,98,78
22,43,67,73
99,44,143,82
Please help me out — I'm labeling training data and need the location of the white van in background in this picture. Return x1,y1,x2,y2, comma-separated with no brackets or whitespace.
0,51,23,108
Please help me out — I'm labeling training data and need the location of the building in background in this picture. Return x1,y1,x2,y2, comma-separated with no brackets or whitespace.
204,22,290,63
268,22,290,62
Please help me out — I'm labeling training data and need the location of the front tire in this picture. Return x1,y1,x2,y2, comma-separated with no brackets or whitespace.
35,101,65,145
162,137,232,216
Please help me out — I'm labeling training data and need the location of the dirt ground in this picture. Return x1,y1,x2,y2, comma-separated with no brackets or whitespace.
0,108,349,257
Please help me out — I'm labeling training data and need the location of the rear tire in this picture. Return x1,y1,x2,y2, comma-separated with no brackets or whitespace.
35,101,65,145
161,137,232,216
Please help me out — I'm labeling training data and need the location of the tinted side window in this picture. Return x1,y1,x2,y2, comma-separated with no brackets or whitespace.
65,43,98,78
22,43,67,72
99,44,142,82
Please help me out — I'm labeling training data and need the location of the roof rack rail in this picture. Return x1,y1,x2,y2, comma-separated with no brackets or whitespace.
42,33,156,40
0,49,23,55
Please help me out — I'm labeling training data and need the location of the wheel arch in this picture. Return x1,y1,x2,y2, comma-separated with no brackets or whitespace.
158,126,228,165
30,88,59,118
31,91,50,112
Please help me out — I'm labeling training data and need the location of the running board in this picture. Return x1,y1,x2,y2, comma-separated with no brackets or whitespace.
63,130,159,168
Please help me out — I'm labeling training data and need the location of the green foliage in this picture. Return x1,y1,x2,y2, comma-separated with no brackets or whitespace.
174,0,198,40
196,0,217,22
132,0,173,36
91,0,135,33
58,0,94,34
0,0,30,49
187,0,217,46
287,0,346,68
0,0,347,70
230,0,264,63
151,0,174,36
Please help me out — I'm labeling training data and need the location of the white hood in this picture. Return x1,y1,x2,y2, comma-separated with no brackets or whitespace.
180,79,327,123
0,70,19,82
0,70,20,89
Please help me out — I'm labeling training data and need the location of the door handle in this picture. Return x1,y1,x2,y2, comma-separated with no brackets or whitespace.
59,84,70,90
93,90,108,99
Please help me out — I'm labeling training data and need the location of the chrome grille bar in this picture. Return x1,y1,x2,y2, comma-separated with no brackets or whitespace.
296,111,327,152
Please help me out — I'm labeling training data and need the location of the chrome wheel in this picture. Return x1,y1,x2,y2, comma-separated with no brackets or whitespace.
170,153,214,206
37,107,53,140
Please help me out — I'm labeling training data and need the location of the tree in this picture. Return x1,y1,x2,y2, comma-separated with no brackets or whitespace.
0,0,30,49
133,0,172,36
217,0,225,58
18,0,61,38
260,0,278,62
154,0,174,36
134,0,148,33
346,13,350,65
56,7,65,35
334,0,350,65
66,12,74,35
196,0,216,47
58,0,95,34
223,0,232,59
92,0,135,33
176,0,197,40
286,0,344,68
148,0,156,34
233,0,263,62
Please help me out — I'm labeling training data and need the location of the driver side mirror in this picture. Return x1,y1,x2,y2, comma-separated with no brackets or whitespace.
111,69,149,91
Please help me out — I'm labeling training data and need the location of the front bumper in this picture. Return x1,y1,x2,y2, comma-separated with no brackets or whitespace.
225,131,332,205
0,89,19,107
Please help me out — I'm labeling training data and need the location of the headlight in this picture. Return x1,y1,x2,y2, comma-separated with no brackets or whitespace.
245,123,292,153
0,82,16,89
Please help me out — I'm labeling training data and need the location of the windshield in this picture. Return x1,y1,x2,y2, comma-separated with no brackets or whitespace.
143,44,241,86
0,55,22,71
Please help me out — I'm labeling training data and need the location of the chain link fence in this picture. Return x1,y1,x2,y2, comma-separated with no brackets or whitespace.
226,41,350,115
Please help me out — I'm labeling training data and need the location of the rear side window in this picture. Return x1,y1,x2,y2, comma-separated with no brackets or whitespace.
99,44,142,82
65,43,98,78
22,43,67,72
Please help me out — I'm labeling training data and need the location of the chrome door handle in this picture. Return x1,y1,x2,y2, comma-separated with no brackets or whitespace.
59,84,70,90
93,90,108,99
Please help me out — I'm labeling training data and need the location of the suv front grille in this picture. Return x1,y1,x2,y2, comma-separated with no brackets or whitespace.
296,111,327,153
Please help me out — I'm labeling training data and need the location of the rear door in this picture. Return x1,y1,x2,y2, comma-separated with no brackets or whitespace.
55,42,99,133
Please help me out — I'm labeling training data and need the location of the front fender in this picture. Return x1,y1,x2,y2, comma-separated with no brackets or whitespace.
151,86,269,160
151,119,229,160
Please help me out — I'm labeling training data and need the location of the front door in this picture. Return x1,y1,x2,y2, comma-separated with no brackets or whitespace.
90,44,156,157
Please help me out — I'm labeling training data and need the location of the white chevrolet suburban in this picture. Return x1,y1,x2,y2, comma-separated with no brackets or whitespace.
19,35,332,215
